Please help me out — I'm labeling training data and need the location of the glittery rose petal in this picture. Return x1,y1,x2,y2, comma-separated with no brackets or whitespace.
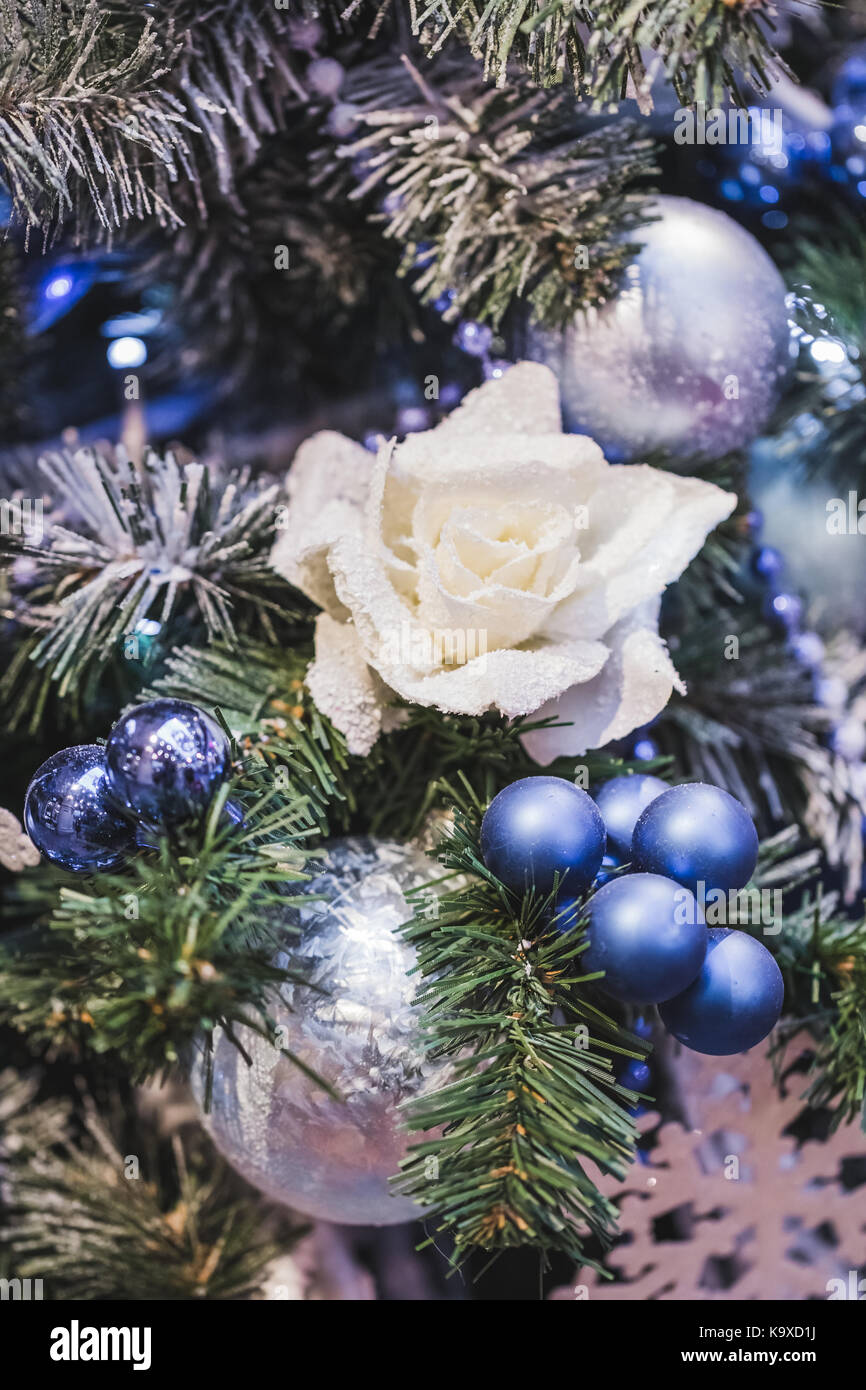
521,602,682,763
546,468,735,641
272,431,373,616
306,613,393,756
384,638,611,719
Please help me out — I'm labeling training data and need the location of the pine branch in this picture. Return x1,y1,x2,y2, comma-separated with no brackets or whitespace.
0,1070,296,1300
0,766,321,1081
345,0,789,105
321,55,658,329
0,0,314,244
393,784,648,1268
0,0,200,242
0,443,306,735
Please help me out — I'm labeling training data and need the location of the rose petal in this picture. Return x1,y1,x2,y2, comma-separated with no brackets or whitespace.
381,637,610,719
272,431,372,616
543,468,736,641
521,601,682,763
305,613,392,756
429,361,562,440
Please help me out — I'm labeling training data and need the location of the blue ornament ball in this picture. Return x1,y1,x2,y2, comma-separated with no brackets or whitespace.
480,777,605,898
632,782,758,895
583,872,706,1004
106,699,231,828
24,744,135,872
659,928,784,1055
594,774,668,858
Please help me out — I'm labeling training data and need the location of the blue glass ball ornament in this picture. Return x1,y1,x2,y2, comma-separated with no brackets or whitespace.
632,783,759,896
24,744,136,872
659,928,784,1055
594,774,669,858
105,699,231,828
583,872,706,1004
480,777,605,898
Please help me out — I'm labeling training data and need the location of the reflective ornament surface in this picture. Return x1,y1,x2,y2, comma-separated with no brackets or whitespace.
105,698,230,828
193,838,451,1226
527,196,791,461
24,744,135,872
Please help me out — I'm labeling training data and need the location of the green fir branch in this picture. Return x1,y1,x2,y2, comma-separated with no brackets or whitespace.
0,444,305,734
0,1071,296,1300
0,0,199,241
393,782,648,1268
324,55,658,328
0,767,319,1080
348,0,788,105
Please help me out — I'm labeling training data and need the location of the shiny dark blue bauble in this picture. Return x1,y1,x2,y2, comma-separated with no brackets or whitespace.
632,782,758,895
24,744,135,872
594,774,668,858
106,699,231,828
659,928,784,1055
583,873,706,1004
480,777,605,897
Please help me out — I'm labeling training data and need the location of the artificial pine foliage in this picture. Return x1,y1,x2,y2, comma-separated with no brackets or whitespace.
1,0,866,1306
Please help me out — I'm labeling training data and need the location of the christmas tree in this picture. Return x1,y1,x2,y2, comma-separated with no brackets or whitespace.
1,0,866,1306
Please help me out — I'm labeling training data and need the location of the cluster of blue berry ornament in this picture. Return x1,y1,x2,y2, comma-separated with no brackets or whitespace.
23,699,232,874
479,774,784,1057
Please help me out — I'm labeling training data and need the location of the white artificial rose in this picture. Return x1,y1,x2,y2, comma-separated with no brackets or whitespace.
271,363,736,760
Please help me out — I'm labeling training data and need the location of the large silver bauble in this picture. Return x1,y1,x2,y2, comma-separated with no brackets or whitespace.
527,196,792,461
193,838,449,1226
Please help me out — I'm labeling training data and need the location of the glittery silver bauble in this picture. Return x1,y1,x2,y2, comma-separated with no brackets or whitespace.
193,838,449,1226
527,196,792,461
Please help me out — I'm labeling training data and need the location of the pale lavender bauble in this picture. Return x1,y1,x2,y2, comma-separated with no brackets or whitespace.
527,196,792,462
192,839,449,1226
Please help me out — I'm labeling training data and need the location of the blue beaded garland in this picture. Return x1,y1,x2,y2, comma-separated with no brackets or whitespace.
594,774,668,858
659,928,784,1055
480,776,605,898
24,744,135,872
618,1059,652,1092
583,872,707,1004
105,699,231,828
632,782,759,895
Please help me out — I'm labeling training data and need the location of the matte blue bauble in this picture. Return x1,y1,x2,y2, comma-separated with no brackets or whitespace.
632,782,758,895
481,777,605,897
106,699,231,828
583,872,706,1004
24,744,135,872
659,928,784,1055
594,774,668,857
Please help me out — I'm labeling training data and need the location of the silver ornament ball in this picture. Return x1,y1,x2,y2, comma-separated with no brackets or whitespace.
528,196,792,461
193,838,449,1226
